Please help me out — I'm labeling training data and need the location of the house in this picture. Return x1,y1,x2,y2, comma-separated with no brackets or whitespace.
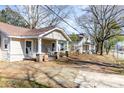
0,22,71,62
110,34,124,59
70,33,95,54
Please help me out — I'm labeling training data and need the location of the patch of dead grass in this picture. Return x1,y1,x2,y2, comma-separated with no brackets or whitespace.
0,77,49,88
55,54,124,75
69,54,116,63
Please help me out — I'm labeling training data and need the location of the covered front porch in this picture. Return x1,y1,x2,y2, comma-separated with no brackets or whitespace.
36,38,69,62
21,28,71,62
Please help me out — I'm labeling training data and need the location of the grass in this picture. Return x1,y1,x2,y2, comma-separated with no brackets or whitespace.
115,60,124,64
110,67,124,75
111,60,124,75
0,78,50,88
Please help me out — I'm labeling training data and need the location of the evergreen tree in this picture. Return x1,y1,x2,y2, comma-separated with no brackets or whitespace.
0,7,27,27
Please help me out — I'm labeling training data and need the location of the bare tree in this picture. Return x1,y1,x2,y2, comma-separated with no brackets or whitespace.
14,5,49,29
13,5,70,29
76,5,124,55
43,5,70,27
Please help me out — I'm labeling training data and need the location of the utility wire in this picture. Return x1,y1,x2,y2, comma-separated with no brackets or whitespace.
44,5,81,34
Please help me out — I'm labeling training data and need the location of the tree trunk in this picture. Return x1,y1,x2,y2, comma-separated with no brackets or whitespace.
106,45,111,55
95,43,99,54
100,41,104,55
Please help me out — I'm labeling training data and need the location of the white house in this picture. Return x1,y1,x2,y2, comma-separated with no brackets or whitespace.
0,22,71,62
71,34,95,54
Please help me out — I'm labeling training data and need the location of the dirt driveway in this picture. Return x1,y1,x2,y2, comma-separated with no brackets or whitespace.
0,61,124,88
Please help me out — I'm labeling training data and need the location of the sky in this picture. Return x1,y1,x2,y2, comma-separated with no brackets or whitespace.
0,5,6,10
56,5,88,34
51,5,88,34
0,5,88,35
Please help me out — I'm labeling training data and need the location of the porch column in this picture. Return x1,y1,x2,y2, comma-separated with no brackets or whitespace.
80,40,83,54
55,40,59,59
66,41,69,57
55,40,58,52
38,38,42,54
66,41,69,51
89,44,92,54
36,38,43,62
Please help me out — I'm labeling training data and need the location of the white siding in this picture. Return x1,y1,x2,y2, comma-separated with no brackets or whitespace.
78,39,83,54
10,38,24,54
74,37,93,54
0,32,9,61
9,38,37,61
9,38,25,61
43,31,67,41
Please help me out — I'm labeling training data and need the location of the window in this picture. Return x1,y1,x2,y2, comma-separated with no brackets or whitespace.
3,38,8,50
52,43,55,51
60,43,64,51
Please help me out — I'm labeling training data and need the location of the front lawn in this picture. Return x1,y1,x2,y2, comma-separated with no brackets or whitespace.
56,54,124,75
0,54,124,88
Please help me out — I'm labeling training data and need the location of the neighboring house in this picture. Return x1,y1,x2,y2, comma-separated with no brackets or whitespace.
70,33,95,54
111,34,124,59
113,41,124,59
0,22,71,62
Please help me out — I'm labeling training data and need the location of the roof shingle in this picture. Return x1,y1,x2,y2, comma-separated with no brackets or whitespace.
0,22,55,36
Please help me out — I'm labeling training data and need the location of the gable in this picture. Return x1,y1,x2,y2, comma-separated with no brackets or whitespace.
43,30,68,41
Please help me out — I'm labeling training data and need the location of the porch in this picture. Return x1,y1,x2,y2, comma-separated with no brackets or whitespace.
82,43,96,54
37,38,69,62
25,38,69,62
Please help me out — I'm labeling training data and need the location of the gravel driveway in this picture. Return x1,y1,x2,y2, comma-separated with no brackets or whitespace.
75,70,124,88
0,61,124,88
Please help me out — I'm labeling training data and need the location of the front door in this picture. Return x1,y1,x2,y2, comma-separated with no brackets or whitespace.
25,40,33,58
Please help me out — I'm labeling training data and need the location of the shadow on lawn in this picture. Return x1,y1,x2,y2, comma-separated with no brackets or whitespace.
3,66,73,88
0,66,68,88
0,62,79,88
58,57,124,69
24,65,71,88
